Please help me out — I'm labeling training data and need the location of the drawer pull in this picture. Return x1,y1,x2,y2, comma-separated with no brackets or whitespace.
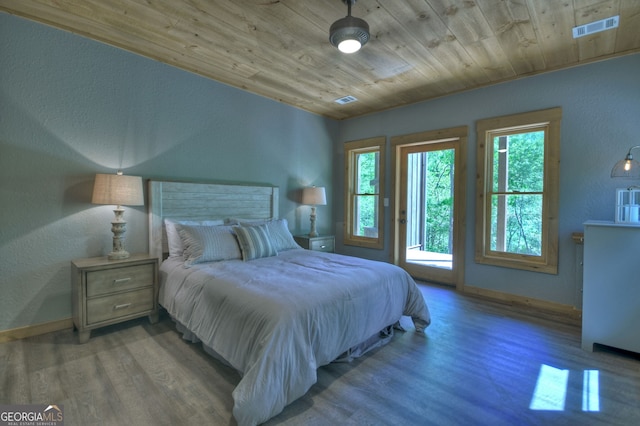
320,245,326,249
114,303,132,310
113,278,131,285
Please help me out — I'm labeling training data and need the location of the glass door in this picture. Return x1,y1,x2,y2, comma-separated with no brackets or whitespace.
398,140,463,286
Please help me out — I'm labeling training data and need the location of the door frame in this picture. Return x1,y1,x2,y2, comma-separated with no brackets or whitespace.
390,126,467,289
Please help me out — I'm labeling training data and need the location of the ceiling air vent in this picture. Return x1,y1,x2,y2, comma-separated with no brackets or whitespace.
572,15,619,39
334,95,358,105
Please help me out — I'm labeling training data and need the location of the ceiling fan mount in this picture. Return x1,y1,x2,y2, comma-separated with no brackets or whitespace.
329,0,370,54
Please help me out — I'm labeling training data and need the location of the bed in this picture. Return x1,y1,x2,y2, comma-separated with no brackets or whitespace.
148,180,431,426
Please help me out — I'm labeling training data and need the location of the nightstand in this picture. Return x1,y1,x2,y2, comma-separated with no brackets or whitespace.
71,253,159,343
294,235,335,253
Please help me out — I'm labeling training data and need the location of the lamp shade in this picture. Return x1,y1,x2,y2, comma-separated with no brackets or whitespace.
92,173,144,206
611,147,640,179
302,186,327,206
611,159,640,178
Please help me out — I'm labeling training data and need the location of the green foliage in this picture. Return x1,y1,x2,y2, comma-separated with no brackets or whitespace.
493,131,544,192
357,152,377,193
424,149,454,254
355,151,379,235
358,131,544,254
490,194,542,255
404,149,455,254
490,131,545,255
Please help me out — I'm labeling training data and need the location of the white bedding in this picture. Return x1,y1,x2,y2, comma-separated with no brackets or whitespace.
160,248,431,426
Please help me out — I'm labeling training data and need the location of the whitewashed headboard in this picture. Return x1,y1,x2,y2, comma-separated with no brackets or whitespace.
148,180,279,261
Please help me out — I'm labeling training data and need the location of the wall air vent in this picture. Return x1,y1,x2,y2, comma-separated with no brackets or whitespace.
572,15,619,39
334,95,358,105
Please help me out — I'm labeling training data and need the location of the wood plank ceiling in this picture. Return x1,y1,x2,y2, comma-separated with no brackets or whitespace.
1,0,639,120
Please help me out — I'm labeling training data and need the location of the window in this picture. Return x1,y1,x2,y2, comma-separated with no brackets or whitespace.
344,137,385,249
475,108,561,273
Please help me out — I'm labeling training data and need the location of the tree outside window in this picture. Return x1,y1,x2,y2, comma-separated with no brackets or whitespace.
344,137,385,249
476,108,561,273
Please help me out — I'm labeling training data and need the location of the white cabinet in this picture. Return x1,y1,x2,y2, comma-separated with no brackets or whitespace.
582,220,640,353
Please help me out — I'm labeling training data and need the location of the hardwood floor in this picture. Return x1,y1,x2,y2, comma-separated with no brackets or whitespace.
2,283,639,425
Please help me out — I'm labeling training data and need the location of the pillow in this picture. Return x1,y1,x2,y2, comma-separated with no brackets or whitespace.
165,218,225,258
264,219,301,252
225,217,270,226
227,218,300,252
177,224,242,267
233,224,278,261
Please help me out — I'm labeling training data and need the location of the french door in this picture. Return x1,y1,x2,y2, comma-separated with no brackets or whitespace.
393,129,466,287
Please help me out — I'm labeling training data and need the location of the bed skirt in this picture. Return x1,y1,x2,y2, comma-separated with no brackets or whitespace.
172,315,401,372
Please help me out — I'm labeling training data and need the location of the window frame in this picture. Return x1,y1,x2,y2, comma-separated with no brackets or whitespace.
475,107,561,274
344,136,386,249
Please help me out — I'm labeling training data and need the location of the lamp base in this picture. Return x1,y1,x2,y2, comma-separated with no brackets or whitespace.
309,207,319,238
108,208,130,260
108,250,130,260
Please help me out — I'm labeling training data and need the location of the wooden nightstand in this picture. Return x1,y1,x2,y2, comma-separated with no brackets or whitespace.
71,253,159,343
294,235,335,253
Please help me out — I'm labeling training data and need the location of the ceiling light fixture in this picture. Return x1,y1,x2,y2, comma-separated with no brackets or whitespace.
329,0,369,54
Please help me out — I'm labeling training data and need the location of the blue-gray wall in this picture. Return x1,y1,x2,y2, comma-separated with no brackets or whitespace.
335,52,640,308
2,11,639,333
0,13,336,332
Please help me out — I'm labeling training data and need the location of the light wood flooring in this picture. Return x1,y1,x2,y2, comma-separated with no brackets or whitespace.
2,283,640,425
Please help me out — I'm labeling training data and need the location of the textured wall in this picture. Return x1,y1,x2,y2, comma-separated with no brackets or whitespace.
0,13,337,332
3,10,639,332
335,53,640,308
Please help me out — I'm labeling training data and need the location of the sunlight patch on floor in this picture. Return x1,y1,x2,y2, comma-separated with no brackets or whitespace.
530,364,600,412
530,364,569,410
583,370,600,412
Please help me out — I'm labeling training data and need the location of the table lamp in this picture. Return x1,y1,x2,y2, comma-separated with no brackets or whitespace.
92,171,144,259
302,186,327,237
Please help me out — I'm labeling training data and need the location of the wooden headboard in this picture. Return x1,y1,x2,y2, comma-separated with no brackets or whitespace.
148,180,279,261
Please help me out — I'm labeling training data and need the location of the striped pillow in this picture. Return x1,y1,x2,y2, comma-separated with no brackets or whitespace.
177,224,242,267
165,218,225,258
231,218,300,251
234,224,278,261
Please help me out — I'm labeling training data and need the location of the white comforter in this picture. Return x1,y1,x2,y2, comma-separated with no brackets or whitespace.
160,249,430,426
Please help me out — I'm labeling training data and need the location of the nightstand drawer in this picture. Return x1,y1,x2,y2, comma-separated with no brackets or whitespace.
86,287,154,325
86,264,154,297
294,235,335,253
309,237,334,252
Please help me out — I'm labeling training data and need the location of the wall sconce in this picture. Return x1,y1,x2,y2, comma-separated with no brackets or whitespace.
302,186,327,237
92,170,144,259
611,145,640,179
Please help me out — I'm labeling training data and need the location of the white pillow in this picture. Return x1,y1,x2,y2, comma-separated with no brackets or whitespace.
165,218,224,258
227,218,300,252
264,219,301,251
177,224,242,267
